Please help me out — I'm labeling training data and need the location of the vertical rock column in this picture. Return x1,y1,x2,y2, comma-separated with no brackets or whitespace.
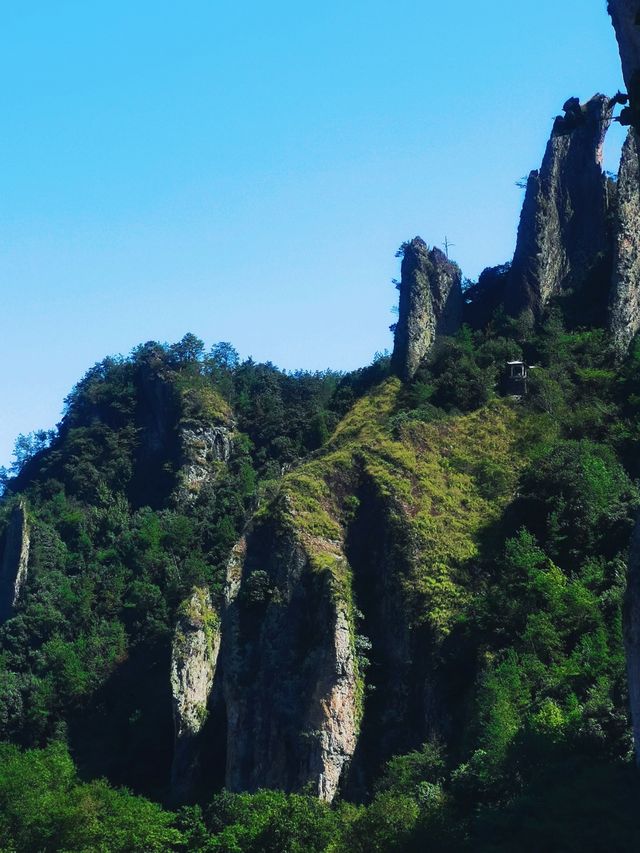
507,95,614,317
610,129,640,353
170,587,220,802
391,238,462,381
0,500,30,624
222,528,359,802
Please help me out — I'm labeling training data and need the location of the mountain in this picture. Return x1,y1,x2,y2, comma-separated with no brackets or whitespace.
2,6,640,852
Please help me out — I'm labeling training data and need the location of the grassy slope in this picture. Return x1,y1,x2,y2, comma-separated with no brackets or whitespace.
263,378,537,635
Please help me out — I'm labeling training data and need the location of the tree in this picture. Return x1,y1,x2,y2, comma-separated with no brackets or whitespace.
168,333,205,366
208,341,240,371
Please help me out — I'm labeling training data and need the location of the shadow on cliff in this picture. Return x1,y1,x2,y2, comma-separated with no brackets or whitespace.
68,639,174,802
343,478,454,801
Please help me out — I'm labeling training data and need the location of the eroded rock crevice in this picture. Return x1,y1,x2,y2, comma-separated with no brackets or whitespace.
342,481,415,799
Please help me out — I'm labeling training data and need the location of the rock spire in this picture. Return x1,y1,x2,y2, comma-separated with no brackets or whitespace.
170,587,220,802
506,94,615,318
391,237,462,380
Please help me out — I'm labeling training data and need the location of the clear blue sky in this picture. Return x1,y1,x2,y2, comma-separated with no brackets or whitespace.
0,1,627,466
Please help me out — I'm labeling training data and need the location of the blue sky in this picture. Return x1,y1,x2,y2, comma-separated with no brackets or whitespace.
0,1,627,466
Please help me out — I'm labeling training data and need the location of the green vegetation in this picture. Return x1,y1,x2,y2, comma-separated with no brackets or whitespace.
0,742,181,852
1,304,640,850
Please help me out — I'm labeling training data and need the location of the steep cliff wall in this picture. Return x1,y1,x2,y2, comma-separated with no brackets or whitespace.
170,587,221,802
610,129,640,352
223,525,359,802
391,238,462,381
609,0,640,127
0,501,30,624
507,95,614,318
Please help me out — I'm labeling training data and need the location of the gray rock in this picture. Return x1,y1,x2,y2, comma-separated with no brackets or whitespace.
391,238,462,380
610,129,640,353
0,501,30,624
222,528,358,802
507,95,614,317
176,424,234,502
608,0,640,126
170,587,220,802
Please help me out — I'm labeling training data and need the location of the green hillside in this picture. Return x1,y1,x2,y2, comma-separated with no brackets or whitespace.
1,308,639,849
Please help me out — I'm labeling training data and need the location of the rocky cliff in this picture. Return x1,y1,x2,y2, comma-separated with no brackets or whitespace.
610,129,640,352
391,238,462,380
174,371,235,503
0,501,30,624
176,424,234,503
506,95,614,318
204,384,524,801
170,587,221,802
609,0,640,128
223,526,358,802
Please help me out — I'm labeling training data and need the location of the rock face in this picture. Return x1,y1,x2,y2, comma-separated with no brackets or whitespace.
391,238,462,380
610,129,640,352
609,0,640,126
0,501,30,623
222,526,359,802
170,587,221,802
176,424,234,502
507,95,614,318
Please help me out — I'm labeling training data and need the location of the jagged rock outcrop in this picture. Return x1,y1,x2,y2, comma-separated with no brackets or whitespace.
176,423,235,502
0,501,30,623
609,0,640,127
170,587,220,802
506,95,614,318
610,129,640,352
391,238,462,381
223,526,359,802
